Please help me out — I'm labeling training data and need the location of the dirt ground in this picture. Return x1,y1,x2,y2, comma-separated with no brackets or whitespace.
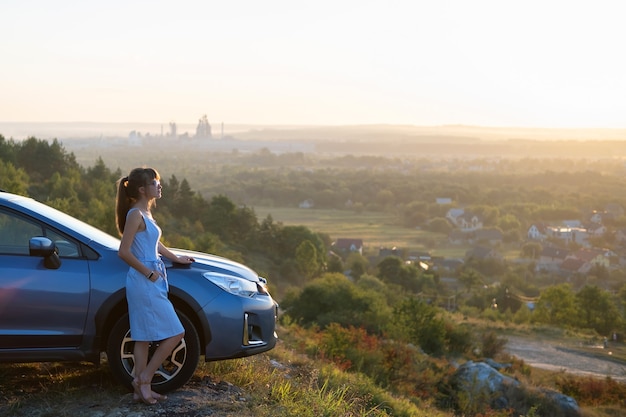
504,335,626,382
0,374,259,417
2,336,625,416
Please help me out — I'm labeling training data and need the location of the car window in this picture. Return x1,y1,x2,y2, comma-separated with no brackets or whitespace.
46,228,81,258
0,210,43,255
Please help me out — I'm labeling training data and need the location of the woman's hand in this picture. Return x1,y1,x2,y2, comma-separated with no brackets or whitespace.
158,242,194,264
147,270,161,282
176,255,195,264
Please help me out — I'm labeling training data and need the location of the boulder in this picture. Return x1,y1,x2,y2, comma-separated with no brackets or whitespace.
452,360,581,417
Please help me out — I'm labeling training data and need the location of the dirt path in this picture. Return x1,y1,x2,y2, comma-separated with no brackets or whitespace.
504,335,626,382
0,372,257,417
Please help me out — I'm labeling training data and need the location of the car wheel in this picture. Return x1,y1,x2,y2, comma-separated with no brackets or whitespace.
106,311,200,393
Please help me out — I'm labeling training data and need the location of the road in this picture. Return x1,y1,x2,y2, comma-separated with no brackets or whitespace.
505,335,626,382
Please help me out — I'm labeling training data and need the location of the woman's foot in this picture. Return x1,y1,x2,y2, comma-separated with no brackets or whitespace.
131,378,157,405
151,391,168,402
133,389,167,402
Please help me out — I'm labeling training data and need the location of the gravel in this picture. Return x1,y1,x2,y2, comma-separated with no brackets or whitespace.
1,376,258,417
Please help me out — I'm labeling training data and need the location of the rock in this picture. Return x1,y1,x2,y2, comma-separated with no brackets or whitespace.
539,389,582,417
452,360,581,417
453,360,519,409
483,357,511,370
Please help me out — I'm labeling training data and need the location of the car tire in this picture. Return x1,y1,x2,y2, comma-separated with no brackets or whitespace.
106,311,201,393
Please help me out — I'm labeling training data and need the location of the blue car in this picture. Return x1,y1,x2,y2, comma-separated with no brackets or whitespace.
0,190,278,392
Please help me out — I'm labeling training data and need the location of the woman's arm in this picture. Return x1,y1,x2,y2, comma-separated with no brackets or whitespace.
118,210,153,277
158,241,194,264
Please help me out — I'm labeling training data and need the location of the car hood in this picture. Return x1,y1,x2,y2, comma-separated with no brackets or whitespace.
171,248,261,282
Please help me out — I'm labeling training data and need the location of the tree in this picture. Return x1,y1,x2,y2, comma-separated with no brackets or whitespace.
375,189,395,209
202,194,258,245
377,257,404,283
232,205,259,245
203,194,236,241
533,284,578,327
618,283,626,315
165,176,197,218
16,138,80,199
282,273,391,333
255,215,281,257
496,213,521,233
375,256,424,293
467,205,499,227
402,201,429,228
295,240,320,279
427,217,452,234
521,242,542,259
458,268,484,293
391,298,446,356
326,253,344,273
0,160,29,195
345,252,368,280
575,285,621,335
0,135,17,163
275,225,326,268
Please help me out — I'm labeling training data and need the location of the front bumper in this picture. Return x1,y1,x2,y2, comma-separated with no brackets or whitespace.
203,292,278,360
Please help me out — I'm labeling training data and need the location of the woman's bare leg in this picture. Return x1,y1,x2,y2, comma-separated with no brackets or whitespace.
134,332,185,401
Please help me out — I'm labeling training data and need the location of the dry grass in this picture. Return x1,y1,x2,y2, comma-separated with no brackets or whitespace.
252,206,464,257
0,362,126,416
2,321,625,417
0,344,433,417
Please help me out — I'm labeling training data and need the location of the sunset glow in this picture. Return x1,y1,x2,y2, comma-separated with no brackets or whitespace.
2,0,625,128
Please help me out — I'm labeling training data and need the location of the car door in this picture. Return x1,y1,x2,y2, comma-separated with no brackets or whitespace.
0,209,90,350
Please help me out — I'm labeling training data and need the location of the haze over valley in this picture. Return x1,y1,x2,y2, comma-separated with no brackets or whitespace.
4,122,626,169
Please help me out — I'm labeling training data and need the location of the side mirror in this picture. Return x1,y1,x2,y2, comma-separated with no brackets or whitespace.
29,237,61,269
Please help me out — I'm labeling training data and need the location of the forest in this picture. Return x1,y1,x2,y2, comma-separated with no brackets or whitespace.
2,134,626,415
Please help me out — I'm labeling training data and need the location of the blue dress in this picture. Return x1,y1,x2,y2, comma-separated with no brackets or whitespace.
125,208,184,342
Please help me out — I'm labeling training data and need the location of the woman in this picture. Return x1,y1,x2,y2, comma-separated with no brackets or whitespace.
115,167,194,405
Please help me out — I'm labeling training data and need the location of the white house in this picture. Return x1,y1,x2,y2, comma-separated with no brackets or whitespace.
446,209,483,232
527,223,548,241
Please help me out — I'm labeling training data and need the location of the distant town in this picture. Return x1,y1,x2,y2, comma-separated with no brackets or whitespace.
3,120,626,160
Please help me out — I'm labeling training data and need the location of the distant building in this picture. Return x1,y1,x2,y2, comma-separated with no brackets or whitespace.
471,229,503,245
465,246,501,260
446,208,483,232
379,246,402,258
299,199,314,209
527,223,548,240
332,238,364,255
195,115,212,139
537,246,569,272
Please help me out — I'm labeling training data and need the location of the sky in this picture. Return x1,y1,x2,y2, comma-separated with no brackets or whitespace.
2,0,626,128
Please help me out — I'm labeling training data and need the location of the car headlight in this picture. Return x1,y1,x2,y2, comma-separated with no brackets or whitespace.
203,272,258,297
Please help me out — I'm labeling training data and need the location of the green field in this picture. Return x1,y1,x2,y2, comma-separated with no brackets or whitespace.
252,206,471,258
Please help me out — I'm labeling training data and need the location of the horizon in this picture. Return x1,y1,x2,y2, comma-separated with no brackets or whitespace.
2,1,626,130
2,121,626,143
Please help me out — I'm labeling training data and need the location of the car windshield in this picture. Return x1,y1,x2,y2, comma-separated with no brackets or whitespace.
18,196,121,249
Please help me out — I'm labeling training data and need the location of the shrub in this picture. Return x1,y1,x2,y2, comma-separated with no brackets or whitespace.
445,322,474,356
556,375,626,407
481,331,508,358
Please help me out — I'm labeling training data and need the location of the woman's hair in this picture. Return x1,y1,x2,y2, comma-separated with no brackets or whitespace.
115,167,160,235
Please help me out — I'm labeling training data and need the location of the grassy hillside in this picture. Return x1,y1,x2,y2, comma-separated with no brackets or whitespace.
3,322,625,416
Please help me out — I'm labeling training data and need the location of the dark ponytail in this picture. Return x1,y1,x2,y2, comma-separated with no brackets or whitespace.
115,168,160,235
